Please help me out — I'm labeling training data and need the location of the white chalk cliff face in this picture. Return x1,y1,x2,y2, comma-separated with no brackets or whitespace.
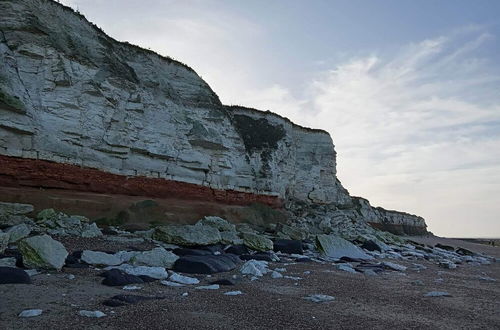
0,0,426,234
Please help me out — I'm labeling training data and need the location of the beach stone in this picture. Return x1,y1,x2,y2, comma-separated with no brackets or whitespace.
225,245,249,255
224,290,242,295
107,264,168,280
273,239,303,254
19,309,43,317
153,225,221,246
5,224,31,243
456,247,474,256
79,310,106,318
240,252,275,262
316,235,372,260
0,232,9,254
276,224,307,241
160,280,185,287
130,247,179,268
0,267,31,284
0,257,17,267
169,272,200,284
382,262,407,272
271,270,283,278
18,235,68,270
81,250,122,266
336,264,357,273
173,248,213,256
0,202,34,215
361,240,383,252
210,278,236,286
240,260,269,277
435,244,454,251
101,269,144,286
196,216,235,232
424,291,451,297
220,231,242,245
439,261,457,269
80,223,103,238
304,294,335,303
196,284,219,290
173,254,240,274
242,233,273,252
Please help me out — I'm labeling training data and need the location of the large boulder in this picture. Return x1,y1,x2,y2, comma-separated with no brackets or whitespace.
130,247,179,268
0,202,34,215
153,225,221,246
242,233,273,252
196,216,235,232
18,235,68,270
81,250,122,266
6,223,31,243
106,264,168,279
316,235,372,260
173,254,241,274
0,202,34,228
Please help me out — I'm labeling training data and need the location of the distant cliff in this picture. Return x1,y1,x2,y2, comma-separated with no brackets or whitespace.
0,0,427,235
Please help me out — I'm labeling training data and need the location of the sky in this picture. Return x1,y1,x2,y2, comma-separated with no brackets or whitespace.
60,0,500,238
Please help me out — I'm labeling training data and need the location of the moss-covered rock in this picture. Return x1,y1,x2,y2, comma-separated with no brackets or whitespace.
153,225,221,246
242,233,273,252
196,216,235,232
18,235,68,270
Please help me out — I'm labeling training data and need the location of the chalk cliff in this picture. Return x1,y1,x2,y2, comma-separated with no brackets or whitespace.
0,0,427,235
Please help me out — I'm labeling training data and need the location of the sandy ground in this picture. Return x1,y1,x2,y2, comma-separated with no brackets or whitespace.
1,237,499,330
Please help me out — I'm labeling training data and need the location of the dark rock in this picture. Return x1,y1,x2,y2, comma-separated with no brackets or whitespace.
361,240,382,252
273,239,303,254
0,267,31,284
435,243,454,251
456,247,474,256
210,278,236,286
103,294,166,307
101,227,119,235
240,252,274,262
64,262,89,269
296,257,312,262
173,248,213,256
225,245,249,255
101,269,144,286
1,249,24,267
71,250,83,259
173,254,241,274
355,263,385,273
340,256,365,263
138,275,157,283
197,244,225,254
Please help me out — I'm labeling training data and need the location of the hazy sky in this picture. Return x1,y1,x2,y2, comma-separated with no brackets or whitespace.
60,0,500,238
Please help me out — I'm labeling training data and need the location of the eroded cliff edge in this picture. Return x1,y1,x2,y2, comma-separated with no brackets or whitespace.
0,0,427,235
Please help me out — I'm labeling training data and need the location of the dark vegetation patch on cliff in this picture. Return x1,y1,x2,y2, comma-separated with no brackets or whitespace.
231,114,286,154
226,105,329,135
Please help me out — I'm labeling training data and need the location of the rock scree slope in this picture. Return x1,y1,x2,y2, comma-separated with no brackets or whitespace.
0,0,426,234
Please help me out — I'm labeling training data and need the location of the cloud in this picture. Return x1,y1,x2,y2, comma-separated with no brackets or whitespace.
262,28,500,237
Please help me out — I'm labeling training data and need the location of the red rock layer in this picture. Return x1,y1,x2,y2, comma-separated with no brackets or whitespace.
0,155,282,208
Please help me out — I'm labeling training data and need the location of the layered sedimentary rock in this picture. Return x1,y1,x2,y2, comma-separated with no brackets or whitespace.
0,0,427,234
